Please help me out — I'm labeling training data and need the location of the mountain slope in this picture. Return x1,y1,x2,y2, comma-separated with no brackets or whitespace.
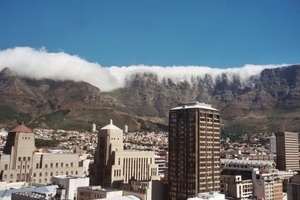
0,65,300,135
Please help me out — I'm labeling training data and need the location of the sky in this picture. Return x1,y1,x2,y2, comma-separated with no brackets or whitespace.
1,1,299,68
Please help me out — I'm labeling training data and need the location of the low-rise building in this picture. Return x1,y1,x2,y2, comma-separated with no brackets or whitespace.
50,175,89,200
77,186,123,200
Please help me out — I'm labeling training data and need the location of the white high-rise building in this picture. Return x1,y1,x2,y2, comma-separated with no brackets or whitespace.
270,133,276,154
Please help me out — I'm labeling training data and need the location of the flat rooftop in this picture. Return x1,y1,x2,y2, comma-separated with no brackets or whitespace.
170,101,218,111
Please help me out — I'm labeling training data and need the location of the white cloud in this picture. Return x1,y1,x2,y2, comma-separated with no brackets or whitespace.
0,47,289,91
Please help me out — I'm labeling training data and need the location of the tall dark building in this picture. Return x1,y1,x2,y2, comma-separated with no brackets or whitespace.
275,131,299,171
168,102,221,200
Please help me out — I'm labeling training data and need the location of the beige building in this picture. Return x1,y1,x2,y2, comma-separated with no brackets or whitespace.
168,102,221,200
220,175,252,199
0,123,85,185
275,131,299,170
90,120,159,188
220,159,283,200
77,186,123,200
252,169,283,200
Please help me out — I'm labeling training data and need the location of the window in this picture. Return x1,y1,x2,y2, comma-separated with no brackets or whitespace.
33,173,36,177
61,163,63,167
36,163,39,169
71,162,73,167
56,163,58,167
4,164,8,170
39,172,42,177
10,174,13,178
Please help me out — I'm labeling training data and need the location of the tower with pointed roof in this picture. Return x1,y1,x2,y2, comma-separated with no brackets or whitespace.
3,122,35,179
90,120,160,188
0,123,85,184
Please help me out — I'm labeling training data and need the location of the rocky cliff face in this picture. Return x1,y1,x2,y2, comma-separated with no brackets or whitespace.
0,65,300,134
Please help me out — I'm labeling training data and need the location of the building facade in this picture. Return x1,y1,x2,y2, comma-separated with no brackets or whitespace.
0,123,85,185
270,133,276,155
287,170,300,200
275,131,299,170
90,120,159,188
168,102,221,200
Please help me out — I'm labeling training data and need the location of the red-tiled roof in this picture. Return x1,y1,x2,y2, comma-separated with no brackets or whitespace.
10,123,33,133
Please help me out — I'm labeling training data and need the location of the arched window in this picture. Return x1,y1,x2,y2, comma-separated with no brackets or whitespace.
33,173,36,177
3,174,7,179
45,172,48,176
39,172,42,177
10,174,13,179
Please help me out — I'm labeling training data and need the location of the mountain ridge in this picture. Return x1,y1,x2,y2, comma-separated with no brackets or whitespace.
0,65,300,137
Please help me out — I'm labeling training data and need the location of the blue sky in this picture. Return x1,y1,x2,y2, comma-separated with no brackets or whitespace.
1,1,299,68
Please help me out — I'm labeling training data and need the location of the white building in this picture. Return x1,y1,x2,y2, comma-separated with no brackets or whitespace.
188,191,226,200
270,133,276,154
50,175,89,200
0,184,58,200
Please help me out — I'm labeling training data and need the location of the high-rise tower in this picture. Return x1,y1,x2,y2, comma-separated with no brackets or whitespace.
168,102,221,200
275,131,299,171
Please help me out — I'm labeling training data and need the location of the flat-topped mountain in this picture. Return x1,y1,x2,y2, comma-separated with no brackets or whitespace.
0,65,299,137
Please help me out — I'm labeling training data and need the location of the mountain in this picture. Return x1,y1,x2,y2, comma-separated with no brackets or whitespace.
0,65,300,137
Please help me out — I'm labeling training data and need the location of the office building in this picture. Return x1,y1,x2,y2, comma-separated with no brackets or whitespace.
0,123,84,185
168,102,221,200
275,131,299,170
90,120,159,188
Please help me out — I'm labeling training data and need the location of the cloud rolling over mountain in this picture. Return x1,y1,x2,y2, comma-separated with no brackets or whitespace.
0,47,288,91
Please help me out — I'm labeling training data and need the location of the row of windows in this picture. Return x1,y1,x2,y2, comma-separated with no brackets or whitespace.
18,157,31,162
2,170,79,180
36,162,73,169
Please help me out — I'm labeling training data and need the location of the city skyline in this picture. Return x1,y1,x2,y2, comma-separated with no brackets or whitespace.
1,1,300,68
